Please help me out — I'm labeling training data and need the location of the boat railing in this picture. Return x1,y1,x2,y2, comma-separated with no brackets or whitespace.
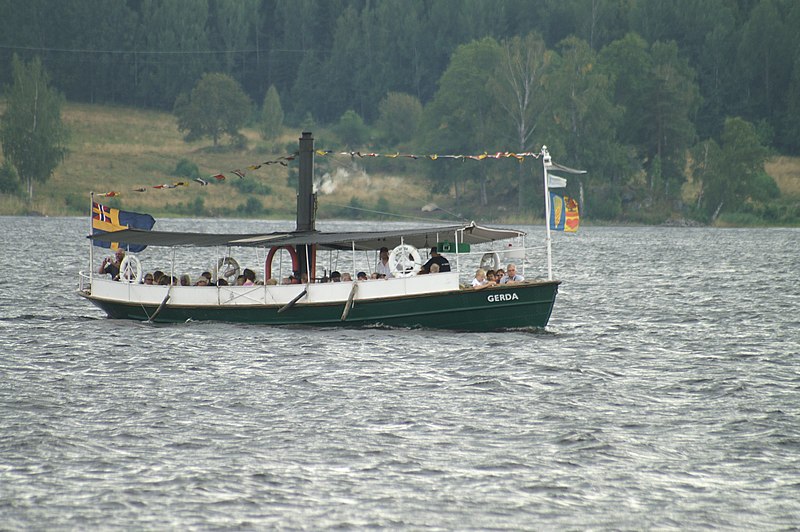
78,270,91,293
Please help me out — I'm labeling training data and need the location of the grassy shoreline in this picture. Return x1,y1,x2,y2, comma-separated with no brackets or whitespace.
1,102,799,226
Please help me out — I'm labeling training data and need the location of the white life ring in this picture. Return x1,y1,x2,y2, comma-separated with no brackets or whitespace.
215,256,240,282
388,244,422,278
119,254,142,284
479,251,501,271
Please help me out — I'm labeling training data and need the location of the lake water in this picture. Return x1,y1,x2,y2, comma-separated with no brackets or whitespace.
1,217,799,529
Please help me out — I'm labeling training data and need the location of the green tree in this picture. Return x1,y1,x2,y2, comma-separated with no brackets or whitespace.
491,32,551,211
547,37,628,219
693,117,772,221
736,0,791,125
643,40,700,199
259,85,284,142
600,35,700,200
174,72,252,147
333,110,369,148
0,55,68,201
375,92,422,147
420,37,503,205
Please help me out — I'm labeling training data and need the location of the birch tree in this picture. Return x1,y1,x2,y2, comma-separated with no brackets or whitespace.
0,55,68,201
491,32,551,211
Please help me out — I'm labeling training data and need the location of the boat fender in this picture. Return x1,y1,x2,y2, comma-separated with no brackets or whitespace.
278,288,307,313
388,244,422,278
265,245,300,281
216,256,240,282
479,252,501,272
119,254,142,284
148,290,171,322
341,283,358,321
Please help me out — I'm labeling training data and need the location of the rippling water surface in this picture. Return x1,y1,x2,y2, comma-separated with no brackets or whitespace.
1,217,799,529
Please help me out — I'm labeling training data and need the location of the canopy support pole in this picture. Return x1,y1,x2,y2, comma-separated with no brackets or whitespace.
542,146,554,281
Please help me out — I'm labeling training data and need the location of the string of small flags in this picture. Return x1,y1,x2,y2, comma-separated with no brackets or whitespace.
94,154,298,197
93,149,542,197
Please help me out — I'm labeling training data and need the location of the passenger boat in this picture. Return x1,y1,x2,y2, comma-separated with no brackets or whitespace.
78,133,568,331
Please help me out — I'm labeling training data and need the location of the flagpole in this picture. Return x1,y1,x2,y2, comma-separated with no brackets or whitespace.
542,146,553,281
89,192,94,285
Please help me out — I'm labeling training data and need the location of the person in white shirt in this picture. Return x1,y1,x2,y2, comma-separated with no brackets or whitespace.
376,247,393,278
471,268,495,290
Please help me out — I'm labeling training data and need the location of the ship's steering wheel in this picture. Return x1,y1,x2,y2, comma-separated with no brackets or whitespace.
119,254,142,284
388,244,422,278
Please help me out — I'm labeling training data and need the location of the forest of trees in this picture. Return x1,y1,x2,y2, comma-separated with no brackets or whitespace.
1,0,798,224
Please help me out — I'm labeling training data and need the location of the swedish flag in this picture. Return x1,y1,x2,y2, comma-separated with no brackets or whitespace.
91,202,155,252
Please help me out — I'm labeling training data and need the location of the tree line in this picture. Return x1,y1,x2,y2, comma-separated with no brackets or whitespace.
1,0,798,224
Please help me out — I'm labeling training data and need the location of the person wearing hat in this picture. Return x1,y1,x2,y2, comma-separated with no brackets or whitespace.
422,246,450,273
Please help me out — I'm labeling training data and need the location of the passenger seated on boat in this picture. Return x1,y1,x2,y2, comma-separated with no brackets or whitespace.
216,278,228,286
158,275,170,285
330,271,342,282
235,274,246,286
472,268,495,289
195,277,209,286
153,270,165,284
499,264,524,284
142,273,154,285
342,272,352,281
376,247,393,278
242,268,256,286
494,268,504,281
180,274,191,286
201,271,212,284
486,270,496,283
356,271,368,281
422,247,451,273
98,248,125,280
429,263,440,274
265,278,278,285
370,272,380,280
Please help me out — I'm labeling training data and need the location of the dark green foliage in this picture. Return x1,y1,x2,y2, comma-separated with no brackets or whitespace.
260,85,284,142
375,196,390,218
167,196,206,216
375,92,422,147
0,161,20,195
238,197,263,215
173,159,200,180
174,73,252,147
0,55,68,201
232,179,272,196
64,193,86,212
348,196,364,218
2,1,799,224
333,110,369,148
